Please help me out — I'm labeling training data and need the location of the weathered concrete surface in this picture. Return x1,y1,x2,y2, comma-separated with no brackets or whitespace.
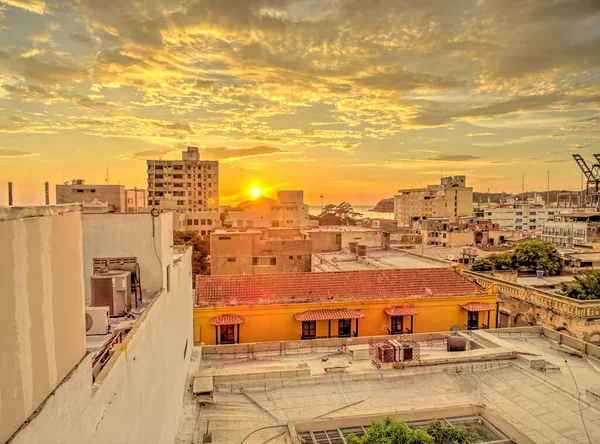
9,246,193,444
0,205,86,443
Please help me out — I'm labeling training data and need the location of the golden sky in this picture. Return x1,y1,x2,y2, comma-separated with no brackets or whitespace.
1,0,600,205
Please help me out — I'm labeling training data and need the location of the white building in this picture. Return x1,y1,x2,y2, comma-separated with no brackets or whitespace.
226,190,310,229
147,146,219,232
394,176,473,226
484,204,557,232
541,212,600,248
1,205,193,443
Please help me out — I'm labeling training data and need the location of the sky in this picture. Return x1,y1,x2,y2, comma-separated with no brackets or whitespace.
1,0,600,206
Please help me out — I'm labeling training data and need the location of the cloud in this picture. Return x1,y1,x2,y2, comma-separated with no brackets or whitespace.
466,132,495,137
0,148,39,157
70,33,95,46
0,0,45,14
120,149,180,160
569,143,592,151
22,57,87,84
427,154,481,162
201,146,285,161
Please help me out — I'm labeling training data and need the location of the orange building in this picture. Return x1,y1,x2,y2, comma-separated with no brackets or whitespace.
194,268,500,345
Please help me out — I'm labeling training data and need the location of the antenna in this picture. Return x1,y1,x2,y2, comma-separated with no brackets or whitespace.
105,163,109,184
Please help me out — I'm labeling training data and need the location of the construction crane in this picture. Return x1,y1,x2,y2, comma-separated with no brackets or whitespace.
573,153,600,209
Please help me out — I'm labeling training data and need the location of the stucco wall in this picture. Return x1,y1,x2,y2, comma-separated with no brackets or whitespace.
194,293,499,345
82,212,173,303
0,205,86,444
10,247,194,444
56,184,125,213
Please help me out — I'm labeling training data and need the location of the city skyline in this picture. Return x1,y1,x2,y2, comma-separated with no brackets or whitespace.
1,0,600,205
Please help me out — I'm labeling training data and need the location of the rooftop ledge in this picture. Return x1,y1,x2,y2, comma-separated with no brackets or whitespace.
0,204,81,221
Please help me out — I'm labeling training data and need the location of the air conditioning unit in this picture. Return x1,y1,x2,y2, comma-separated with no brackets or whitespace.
90,270,131,316
86,307,109,335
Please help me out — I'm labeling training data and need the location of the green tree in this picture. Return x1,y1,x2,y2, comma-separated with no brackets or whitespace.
511,240,562,276
173,230,210,277
345,417,483,444
320,202,364,226
472,258,494,272
561,271,600,300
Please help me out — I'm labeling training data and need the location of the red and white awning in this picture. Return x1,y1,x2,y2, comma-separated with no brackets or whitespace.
210,313,244,326
384,306,418,316
294,308,365,322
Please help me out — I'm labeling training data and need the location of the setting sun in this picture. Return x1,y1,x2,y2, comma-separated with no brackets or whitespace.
250,188,262,197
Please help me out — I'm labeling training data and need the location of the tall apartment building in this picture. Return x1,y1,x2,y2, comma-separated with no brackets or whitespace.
484,204,556,232
394,176,473,226
147,146,219,232
56,179,147,213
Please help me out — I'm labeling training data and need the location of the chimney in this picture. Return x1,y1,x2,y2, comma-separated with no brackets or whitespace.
8,181,13,206
45,181,50,205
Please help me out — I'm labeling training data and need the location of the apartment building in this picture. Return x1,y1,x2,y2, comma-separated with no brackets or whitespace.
541,212,600,248
146,147,219,231
484,204,556,232
210,228,312,275
394,176,473,226
56,180,147,213
225,190,309,229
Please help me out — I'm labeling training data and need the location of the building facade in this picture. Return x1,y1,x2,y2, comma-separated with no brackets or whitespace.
193,269,499,345
300,226,383,252
124,188,147,213
394,176,473,226
541,213,600,248
484,204,556,232
56,180,147,214
146,146,219,229
225,191,309,229
210,229,312,275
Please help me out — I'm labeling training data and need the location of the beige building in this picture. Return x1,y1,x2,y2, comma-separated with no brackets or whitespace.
225,190,309,229
394,176,473,226
301,226,383,252
2,205,193,443
210,228,312,275
147,147,219,228
56,180,147,213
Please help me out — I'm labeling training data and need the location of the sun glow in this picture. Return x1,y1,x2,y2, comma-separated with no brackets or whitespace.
251,188,261,197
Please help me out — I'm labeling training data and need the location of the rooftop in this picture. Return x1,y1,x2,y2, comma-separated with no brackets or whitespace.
195,268,482,307
176,326,600,444
314,248,446,272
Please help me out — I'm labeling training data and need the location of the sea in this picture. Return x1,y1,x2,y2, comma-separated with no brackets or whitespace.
308,205,394,220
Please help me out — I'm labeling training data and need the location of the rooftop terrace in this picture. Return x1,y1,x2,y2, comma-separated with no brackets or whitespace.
176,327,600,444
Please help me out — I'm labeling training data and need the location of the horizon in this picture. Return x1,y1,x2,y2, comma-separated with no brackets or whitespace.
1,1,600,206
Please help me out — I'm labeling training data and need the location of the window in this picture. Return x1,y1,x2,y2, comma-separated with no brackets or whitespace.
270,257,276,265
391,316,403,334
166,265,171,291
76,189,84,193
338,319,351,337
272,221,280,227
302,321,316,339
207,219,212,225
467,311,479,330
187,219,192,226
219,236,231,240
227,258,236,262
252,257,259,266
297,255,302,260
219,325,235,344
289,255,294,260
201,219,206,225
194,219,199,225
201,230,206,236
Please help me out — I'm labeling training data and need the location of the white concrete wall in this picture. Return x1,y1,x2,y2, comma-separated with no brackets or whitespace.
0,205,87,444
10,247,194,444
341,229,382,248
82,212,173,304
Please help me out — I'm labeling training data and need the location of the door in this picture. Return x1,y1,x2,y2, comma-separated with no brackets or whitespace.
220,324,235,344
302,321,316,339
467,311,479,330
338,319,352,337
391,316,403,334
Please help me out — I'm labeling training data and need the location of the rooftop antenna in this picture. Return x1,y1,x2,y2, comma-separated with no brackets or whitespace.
521,174,524,197
105,163,109,184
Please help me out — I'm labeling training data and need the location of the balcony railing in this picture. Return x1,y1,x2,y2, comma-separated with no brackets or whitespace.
465,270,600,319
300,332,357,340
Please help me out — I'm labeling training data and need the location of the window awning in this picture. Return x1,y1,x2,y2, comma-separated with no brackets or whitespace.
210,314,244,326
384,306,418,316
294,308,365,322
461,302,492,312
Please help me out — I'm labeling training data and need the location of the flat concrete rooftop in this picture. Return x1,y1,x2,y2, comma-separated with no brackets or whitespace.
313,248,446,272
176,327,600,443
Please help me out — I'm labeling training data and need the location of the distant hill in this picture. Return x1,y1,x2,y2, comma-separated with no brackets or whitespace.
370,198,394,212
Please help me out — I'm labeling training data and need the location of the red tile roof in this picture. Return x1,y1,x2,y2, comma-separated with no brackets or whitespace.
196,268,483,307
384,306,418,316
294,308,365,321
210,314,244,326
461,302,492,312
